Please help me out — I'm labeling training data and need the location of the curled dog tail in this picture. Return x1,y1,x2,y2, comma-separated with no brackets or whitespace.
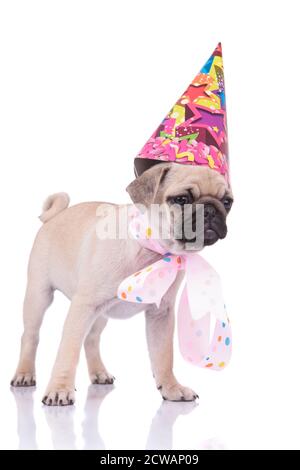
39,192,70,223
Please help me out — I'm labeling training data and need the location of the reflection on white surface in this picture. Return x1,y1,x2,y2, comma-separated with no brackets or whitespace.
199,437,225,450
43,403,76,450
11,387,37,450
146,401,197,450
82,384,114,450
10,385,200,450
43,385,114,450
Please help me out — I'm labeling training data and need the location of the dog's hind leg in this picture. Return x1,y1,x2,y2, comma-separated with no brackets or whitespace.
84,314,115,385
11,281,54,387
42,295,102,406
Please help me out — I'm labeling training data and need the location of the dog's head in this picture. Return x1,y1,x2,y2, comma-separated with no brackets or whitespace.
126,162,233,253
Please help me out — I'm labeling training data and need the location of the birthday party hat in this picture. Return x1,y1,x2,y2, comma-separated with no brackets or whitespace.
134,43,229,182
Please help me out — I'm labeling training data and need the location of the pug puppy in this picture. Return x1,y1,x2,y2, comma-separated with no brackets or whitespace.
11,163,233,405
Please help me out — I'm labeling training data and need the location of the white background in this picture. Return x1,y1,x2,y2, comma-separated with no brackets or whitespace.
0,0,299,450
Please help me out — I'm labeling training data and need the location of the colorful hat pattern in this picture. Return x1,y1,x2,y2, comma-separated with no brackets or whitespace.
134,43,229,181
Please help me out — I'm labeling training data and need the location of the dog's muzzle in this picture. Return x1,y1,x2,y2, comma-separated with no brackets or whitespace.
177,203,227,247
203,203,227,246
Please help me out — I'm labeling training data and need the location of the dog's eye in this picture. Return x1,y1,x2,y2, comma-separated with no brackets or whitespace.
222,197,233,211
170,194,191,206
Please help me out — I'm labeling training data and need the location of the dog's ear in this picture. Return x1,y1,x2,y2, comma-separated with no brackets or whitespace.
126,164,171,206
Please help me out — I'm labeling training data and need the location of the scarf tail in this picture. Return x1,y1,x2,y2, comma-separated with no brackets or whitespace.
178,286,232,370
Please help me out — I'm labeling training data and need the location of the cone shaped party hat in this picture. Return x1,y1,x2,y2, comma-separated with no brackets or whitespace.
134,43,229,183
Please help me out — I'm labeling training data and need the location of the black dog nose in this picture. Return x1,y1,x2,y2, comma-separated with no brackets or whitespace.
204,204,216,220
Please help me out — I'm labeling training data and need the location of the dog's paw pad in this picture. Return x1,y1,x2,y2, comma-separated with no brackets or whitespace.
10,373,36,388
42,388,75,406
159,383,198,402
90,371,115,385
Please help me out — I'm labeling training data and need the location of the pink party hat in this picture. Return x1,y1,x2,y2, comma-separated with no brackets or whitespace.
134,43,229,182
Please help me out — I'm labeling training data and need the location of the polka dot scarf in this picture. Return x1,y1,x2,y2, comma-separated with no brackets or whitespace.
117,207,232,371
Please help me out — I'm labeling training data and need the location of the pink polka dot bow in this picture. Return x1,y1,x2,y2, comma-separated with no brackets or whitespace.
117,209,232,371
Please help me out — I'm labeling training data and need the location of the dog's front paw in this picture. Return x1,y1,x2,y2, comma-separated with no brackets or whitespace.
90,370,115,385
42,385,75,406
11,371,36,387
158,382,198,402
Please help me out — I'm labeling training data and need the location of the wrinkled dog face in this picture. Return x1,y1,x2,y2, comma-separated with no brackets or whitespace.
126,163,233,253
